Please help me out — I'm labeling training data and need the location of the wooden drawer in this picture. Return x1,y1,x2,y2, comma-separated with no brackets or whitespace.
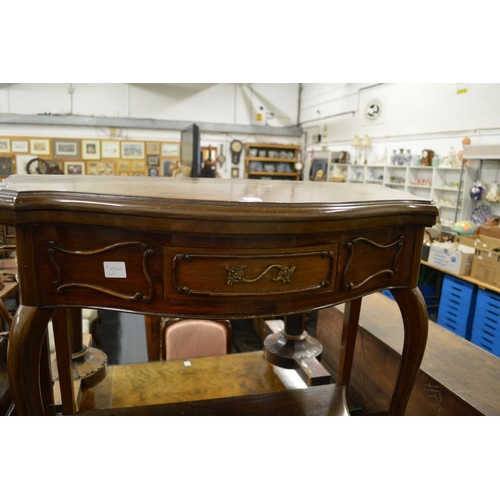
163,245,338,299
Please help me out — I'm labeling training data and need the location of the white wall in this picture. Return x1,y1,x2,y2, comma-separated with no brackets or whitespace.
0,83,301,178
3,82,500,179
300,83,500,164
0,83,300,127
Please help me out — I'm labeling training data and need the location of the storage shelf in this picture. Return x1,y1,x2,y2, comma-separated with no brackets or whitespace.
308,150,473,224
247,143,301,150
246,157,296,163
247,171,298,177
246,142,301,181
434,187,460,192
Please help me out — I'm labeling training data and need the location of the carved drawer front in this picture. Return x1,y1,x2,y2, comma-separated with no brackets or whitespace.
164,245,338,298
44,240,154,304
341,233,407,291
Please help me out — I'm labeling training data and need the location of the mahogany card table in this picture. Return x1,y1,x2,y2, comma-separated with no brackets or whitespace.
0,175,438,416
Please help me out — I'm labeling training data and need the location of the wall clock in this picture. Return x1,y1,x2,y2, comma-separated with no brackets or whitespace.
217,145,226,167
26,157,50,175
230,140,243,164
421,149,434,166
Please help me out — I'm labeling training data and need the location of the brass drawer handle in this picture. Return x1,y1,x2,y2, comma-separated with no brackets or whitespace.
226,264,296,286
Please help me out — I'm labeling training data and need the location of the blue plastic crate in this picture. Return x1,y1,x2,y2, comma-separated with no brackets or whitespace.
440,275,477,307
437,275,477,340
381,289,394,300
470,289,500,357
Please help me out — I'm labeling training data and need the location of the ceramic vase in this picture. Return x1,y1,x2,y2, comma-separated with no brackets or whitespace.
405,149,412,166
470,181,484,201
391,150,397,166
397,149,405,166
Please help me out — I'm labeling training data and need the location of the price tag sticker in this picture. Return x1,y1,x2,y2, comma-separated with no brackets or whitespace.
103,261,127,278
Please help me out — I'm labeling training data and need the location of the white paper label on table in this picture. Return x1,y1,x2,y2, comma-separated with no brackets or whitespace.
103,261,127,278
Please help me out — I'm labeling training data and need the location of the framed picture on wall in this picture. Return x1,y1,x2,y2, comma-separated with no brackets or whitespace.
146,142,160,155
148,167,159,177
147,155,159,167
30,139,51,156
0,138,11,153
161,142,180,157
53,139,80,158
86,161,115,176
132,161,145,172
0,157,14,176
101,140,120,159
11,140,29,153
231,167,240,178
162,159,174,176
121,141,145,159
16,155,37,174
47,160,63,174
64,161,85,175
82,140,101,160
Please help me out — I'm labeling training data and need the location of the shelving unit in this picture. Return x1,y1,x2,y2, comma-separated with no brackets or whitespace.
245,143,301,180
460,145,500,225
308,149,468,228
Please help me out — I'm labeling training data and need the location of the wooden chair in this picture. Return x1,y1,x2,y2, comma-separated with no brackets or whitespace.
162,319,232,361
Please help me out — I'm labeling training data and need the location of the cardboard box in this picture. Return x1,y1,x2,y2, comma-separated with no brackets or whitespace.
471,248,500,288
428,242,475,275
457,227,500,287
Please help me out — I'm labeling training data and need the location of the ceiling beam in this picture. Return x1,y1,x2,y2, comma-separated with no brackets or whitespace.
0,114,303,138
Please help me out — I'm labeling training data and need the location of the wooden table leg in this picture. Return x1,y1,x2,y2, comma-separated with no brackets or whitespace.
8,305,54,416
390,286,428,416
144,315,162,361
337,297,362,389
39,332,55,415
52,308,107,414
52,308,76,415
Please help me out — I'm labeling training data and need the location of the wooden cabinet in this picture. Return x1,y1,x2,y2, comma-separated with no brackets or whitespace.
245,143,301,180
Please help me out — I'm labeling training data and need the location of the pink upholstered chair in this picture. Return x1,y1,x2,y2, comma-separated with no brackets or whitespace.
162,319,232,361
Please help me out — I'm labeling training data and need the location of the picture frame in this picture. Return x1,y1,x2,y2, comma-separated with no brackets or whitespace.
11,140,29,153
161,142,180,157
0,138,11,153
162,159,174,176
146,142,160,155
147,167,159,177
117,161,131,173
121,141,145,160
86,161,115,176
0,157,14,177
101,140,121,159
15,155,37,174
82,140,101,160
53,139,80,158
147,155,159,167
30,139,51,156
231,167,240,178
47,160,63,175
132,161,145,172
64,161,85,175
